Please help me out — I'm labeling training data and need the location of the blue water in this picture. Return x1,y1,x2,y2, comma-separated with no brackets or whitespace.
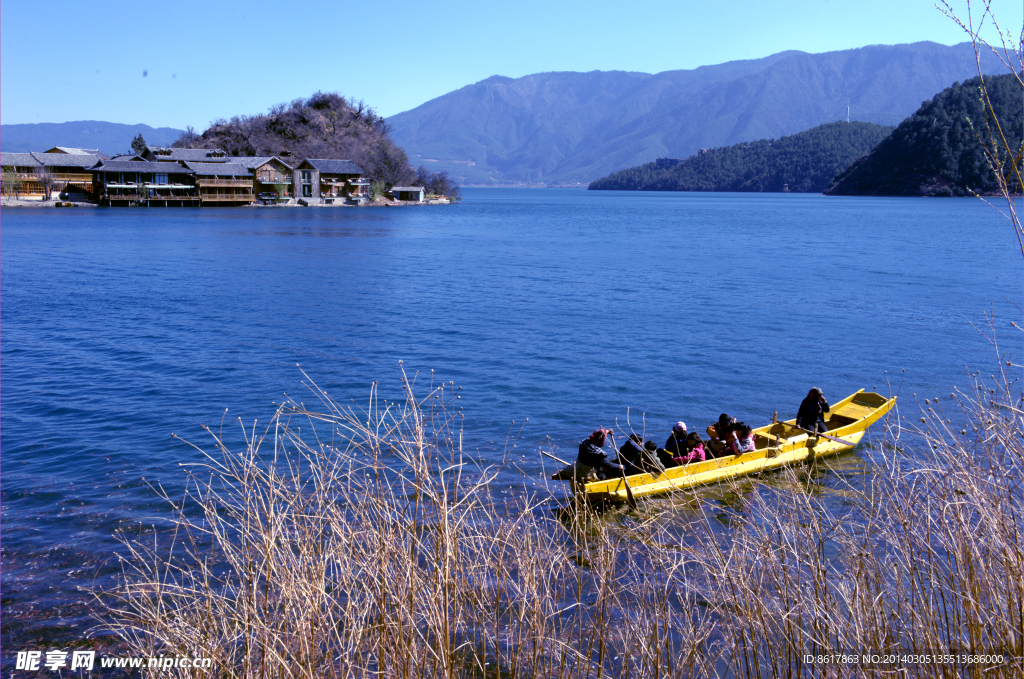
2,189,1021,649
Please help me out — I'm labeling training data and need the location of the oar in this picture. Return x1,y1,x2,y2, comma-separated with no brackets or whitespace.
540,450,572,467
783,423,857,447
609,434,639,509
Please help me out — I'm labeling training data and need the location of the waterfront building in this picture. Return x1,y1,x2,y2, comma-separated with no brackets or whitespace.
90,159,198,206
1,152,44,197
34,152,102,194
185,162,255,205
2,151,100,197
230,156,294,203
389,186,426,202
293,159,368,203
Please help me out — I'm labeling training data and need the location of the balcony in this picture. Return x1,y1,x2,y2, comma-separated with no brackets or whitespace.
196,178,253,187
200,194,254,202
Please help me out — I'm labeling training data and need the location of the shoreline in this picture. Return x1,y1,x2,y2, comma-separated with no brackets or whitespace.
0,197,453,209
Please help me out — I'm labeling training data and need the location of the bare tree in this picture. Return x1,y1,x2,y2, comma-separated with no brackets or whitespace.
36,166,56,201
1,167,22,200
171,125,202,149
939,0,1023,392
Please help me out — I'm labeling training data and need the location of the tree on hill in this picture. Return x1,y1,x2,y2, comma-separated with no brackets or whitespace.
825,73,1022,197
588,122,893,193
173,91,419,191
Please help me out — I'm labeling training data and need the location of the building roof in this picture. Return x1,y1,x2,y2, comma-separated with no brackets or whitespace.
32,152,101,168
91,160,193,173
391,186,425,192
145,147,229,162
44,146,101,155
229,156,293,170
184,161,252,176
1,152,43,168
303,159,364,175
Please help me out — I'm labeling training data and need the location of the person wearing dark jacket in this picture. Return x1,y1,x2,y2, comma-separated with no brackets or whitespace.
664,422,688,456
796,387,830,432
577,428,622,478
617,434,646,475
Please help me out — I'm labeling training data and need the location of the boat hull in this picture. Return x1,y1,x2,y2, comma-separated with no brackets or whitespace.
573,390,895,503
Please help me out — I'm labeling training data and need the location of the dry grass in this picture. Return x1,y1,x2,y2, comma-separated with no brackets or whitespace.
98,362,1023,678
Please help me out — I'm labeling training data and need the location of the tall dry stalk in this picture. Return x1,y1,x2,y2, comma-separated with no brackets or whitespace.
97,367,719,679
98,361,1023,677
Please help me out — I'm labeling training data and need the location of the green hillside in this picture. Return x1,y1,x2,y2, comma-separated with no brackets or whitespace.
588,122,893,192
825,73,1023,196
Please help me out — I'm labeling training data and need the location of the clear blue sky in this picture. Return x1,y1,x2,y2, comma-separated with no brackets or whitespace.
1,0,1019,129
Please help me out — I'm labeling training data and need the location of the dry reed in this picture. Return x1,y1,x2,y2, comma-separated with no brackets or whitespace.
98,361,1022,678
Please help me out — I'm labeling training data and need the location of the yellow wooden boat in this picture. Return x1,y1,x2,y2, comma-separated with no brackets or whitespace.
565,390,896,504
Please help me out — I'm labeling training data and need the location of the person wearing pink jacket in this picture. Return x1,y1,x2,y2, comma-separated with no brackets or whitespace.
674,432,707,464
728,422,756,456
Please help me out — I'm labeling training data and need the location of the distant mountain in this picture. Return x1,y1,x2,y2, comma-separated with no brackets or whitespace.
589,122,894,193
0,121,184,155
388,42,1011,186
825,73,1023,197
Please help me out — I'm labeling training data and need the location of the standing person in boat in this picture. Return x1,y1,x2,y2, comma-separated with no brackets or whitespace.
728,422,756,456
577,428,623,479
796,387,830,433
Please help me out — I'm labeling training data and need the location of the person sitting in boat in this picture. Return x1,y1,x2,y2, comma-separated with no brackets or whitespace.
728,422,756,456
641,440,666,472
664,422,688,456
705,424,728,458
796,387,830,433
577,427,623,479
717,413,736,438
616,433,647,475
673,432,706,465
659,422,688,468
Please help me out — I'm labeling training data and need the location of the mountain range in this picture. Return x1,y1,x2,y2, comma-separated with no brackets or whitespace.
0,121,185,155
388,41,1010,186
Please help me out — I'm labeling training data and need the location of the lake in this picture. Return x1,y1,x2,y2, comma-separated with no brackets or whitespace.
1,189,1020,652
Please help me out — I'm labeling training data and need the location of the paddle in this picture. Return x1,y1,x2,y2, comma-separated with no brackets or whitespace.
782,423,857,447
608,434,639,509
541,450,572,467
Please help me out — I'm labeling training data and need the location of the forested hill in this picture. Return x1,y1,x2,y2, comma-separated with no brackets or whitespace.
588,122,893,192
825,73,1023,196
173,91,418,188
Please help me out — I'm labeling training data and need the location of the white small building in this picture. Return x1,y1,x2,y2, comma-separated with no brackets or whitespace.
389,186,425,202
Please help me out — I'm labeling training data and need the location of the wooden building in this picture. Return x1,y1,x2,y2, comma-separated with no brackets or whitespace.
90,159,198,206
293,159,368,203
232,156,294,203
185,162,254,205
36,151,102,193
1,153,45,197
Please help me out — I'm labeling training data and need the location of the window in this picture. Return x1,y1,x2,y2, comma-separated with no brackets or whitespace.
155,173,168,185
302,184,312,197
301,170,312,183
